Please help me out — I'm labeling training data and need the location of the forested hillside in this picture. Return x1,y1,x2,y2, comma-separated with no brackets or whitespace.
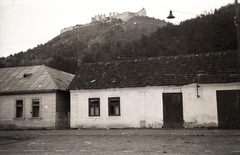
0,4,238,74
0,17,167,73
135,4,237,57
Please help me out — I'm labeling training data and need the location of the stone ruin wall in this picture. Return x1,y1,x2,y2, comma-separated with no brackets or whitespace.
91,8,146,22
60,8,146,34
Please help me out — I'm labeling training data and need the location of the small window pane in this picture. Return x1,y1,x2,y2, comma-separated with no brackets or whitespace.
109,105,114,115
16,100,23,118
95,106,99,115
90,106,94,116
108,97,120,116
32,106,39,117
32,99,40,105
115,105,119,115
89,98,100,116
32,99,40,117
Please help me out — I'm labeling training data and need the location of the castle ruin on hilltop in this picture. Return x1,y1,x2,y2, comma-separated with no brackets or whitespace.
60,8,146,34
91,8,146,22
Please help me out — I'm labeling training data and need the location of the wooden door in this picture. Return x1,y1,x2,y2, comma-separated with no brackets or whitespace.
217,90,240,129
163,93,184,128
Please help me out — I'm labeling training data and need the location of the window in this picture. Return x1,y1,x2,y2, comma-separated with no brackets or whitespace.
32,98,40,117
89,98,100,116
108,97,120,116
16,100,24,118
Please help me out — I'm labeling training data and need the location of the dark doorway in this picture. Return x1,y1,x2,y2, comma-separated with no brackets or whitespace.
163,93,184,128
217,90,240,129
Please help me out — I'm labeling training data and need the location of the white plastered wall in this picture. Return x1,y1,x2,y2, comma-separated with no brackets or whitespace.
0,93,56,129
70,82,240,129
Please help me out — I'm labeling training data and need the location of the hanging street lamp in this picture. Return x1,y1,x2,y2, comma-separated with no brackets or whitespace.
167,10,175,19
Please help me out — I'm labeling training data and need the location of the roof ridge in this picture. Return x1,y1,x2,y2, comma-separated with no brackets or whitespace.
43,65,74,90
82,50,236,66
43,65,61,90
34,66,53,90
23,65,52,91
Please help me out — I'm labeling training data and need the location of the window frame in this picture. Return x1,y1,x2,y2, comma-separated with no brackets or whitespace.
31,98,41,118
108,97,121,116
15,99,25,118
88,98,100,117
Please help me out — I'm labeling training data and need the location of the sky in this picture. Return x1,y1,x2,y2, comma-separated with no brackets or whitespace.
0,0,235,57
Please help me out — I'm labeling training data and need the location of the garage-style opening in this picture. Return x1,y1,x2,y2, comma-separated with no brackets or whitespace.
216,90,240,129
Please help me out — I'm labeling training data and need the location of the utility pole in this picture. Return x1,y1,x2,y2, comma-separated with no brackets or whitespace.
235,0,240,61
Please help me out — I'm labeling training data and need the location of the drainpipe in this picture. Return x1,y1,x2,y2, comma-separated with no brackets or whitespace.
195,54,200,98
196,83,200,98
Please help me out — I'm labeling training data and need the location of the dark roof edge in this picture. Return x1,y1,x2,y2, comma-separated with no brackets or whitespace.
0,89,68,96
70,81,240,91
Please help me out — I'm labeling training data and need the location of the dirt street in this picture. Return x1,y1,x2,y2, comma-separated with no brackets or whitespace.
0,129,240,155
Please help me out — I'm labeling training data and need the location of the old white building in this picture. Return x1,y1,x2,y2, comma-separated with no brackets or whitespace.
0,65,74,130
69,51,240,129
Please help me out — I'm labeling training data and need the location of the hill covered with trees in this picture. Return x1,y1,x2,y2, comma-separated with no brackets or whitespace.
0,16,167,73
135,4,237,57
0,4,238,74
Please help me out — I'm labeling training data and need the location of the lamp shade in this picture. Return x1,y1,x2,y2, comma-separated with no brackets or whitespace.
167,10,175,19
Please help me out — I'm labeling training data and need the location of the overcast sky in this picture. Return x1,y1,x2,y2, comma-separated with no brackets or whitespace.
0,0,235,57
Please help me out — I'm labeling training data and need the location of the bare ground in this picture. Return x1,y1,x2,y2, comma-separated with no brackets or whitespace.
0,129,240,155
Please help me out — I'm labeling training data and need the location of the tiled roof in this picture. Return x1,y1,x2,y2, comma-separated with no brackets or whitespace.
0,65,74,94
69,51,240,90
